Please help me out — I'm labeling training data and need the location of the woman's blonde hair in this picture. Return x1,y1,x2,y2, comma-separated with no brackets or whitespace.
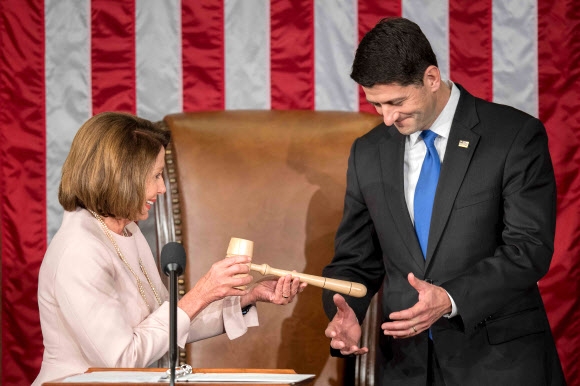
59,111,171,221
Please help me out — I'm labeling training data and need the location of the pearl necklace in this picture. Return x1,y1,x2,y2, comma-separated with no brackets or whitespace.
88,209,163,311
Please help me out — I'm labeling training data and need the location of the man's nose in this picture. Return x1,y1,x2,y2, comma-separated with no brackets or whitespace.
381,106,398,126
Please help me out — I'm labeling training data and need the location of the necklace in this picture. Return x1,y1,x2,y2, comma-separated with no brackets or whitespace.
88,209,163,311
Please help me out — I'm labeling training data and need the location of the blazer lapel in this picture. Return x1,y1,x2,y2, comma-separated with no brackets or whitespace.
380,128,426,271
426,86,480,267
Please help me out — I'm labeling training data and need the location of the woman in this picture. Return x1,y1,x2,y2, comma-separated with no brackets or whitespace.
33,112,305,385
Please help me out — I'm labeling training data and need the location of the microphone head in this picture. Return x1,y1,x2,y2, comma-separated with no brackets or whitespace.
160,242,186,276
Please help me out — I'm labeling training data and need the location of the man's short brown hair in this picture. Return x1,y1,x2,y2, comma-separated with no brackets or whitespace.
59,111,171,221
351,17,438,87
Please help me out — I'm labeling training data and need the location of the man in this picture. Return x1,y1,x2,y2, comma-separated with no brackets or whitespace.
322,17,565,385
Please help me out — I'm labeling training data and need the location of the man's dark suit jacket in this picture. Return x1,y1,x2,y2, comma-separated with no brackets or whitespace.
322,85,566,385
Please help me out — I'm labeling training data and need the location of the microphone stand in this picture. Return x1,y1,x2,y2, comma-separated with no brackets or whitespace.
161,242,186,386
168,263,179,386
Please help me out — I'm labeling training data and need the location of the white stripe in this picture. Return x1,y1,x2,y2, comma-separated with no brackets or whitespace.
403,0,449,80
136,1,183,256
136,0,182,120
224,0,270,110
315,0,358,111
492,0,538,117
45,0,92,241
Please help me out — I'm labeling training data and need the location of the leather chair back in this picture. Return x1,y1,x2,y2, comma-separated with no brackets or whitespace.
156,110,382,386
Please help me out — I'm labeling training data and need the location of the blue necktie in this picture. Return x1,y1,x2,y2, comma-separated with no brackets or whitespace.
414,130,440,259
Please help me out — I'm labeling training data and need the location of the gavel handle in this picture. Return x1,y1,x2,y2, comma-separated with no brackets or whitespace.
250,263,367,298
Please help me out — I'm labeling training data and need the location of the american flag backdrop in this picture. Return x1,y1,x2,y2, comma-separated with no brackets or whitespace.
1,0,579,384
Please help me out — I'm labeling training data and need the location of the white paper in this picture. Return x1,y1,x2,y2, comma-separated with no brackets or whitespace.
178,372,315,383
62,371,166,382
62,371,315,384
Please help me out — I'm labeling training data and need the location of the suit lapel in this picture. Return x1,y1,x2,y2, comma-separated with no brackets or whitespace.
379,128,426,271
426,86,480,267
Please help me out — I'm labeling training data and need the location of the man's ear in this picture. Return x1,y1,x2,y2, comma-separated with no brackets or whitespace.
423,65,441,92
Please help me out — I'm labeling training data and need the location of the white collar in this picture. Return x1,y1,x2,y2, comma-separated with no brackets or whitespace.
409,80,460,145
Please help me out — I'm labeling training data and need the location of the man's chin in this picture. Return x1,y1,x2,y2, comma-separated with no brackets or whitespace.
394,124,416,136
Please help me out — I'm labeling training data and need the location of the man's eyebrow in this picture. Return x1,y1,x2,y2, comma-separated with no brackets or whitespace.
367,96,406,105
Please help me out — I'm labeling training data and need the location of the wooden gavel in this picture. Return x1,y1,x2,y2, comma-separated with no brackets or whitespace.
227,237,367,298
250,263,367,298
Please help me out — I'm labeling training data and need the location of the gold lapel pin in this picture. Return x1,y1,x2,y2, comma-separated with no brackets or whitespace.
458,140,469,148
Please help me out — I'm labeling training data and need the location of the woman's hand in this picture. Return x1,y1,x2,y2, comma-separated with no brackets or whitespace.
178,255,253,319
240,273,307,308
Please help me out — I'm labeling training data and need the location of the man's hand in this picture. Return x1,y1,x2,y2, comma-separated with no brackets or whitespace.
381,272,452,338
324,294,369,356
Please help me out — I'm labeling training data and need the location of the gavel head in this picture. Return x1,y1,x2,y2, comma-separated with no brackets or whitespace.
226,237,254,259
226,237,254,290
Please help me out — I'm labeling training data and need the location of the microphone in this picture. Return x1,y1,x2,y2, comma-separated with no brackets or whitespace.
160,242,186,386
162,241,186,276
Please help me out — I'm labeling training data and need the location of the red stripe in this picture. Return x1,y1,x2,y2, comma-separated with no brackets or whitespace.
182,1,224,111
0,0,46,383
91,0,136,114
537,0,580,383
356,0,401,113
270,0,314,110
448,0,492,101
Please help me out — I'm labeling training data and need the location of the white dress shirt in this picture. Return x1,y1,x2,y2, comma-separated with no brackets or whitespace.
403,81,460,317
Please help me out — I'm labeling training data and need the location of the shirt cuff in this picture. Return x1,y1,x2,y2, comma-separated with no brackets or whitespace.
442,290,458,318
222,296,259,340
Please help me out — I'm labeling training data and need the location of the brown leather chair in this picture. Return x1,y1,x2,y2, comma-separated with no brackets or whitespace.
155,110,382,386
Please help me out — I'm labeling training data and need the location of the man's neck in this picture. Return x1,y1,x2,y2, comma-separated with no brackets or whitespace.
430,80,451,120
